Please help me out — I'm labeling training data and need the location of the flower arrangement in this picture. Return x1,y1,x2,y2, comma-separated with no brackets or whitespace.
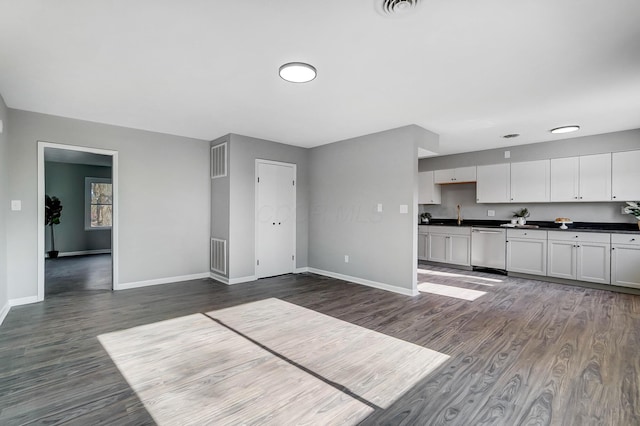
623,202,640,219
512,208,530,218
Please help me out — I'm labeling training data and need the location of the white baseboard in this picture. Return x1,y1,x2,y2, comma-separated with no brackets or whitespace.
57,249,112,258
307,268,418,297
117,272,210,291
9,296,40,306
295,267,310,273
209,272,257,285
0,302,10,327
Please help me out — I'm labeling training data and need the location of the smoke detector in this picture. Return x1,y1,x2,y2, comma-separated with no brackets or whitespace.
377,0,421,16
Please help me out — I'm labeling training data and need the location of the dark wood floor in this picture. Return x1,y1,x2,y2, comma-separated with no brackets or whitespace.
45,254,112,296
1,267,639,425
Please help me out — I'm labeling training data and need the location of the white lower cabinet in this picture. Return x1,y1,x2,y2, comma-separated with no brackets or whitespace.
506,229,547,276
428,227,471,266
418,227,429,261
547,232,611,285
611,234,640,289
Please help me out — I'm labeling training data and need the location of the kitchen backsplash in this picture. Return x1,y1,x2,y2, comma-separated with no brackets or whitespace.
419,182,637,224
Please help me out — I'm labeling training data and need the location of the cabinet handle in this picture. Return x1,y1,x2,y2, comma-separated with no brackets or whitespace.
612,247,615,250
632,238,636,242
579,196,583,199
613,195,617,199
574,196,578,199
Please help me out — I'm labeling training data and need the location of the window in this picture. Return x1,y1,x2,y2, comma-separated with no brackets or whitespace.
85,177,112,230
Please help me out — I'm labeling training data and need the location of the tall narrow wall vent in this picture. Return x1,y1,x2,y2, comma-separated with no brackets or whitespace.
210,238,227,275
211,142,227,179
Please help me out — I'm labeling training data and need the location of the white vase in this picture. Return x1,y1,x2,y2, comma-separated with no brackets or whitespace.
517,217,526,226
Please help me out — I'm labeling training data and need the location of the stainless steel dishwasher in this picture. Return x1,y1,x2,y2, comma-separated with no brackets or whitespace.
471,227,507,270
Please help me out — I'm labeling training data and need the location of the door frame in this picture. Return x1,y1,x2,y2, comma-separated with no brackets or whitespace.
254,159,296,279
37,141,119,301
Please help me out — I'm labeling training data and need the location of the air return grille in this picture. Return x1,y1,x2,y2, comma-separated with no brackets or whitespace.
211,142,227,179
378,0,421,16
210,238,227,275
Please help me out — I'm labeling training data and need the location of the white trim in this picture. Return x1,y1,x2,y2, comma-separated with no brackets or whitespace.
307,268,419,297
209,273,257,285
118,272,210,290
38,141,119,299
0,302,10,326
9,296,40,306
255,159,297,279
295,267,310,273
58,249,112,258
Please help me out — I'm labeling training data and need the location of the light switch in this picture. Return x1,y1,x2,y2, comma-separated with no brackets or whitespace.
399,204,408,214
487,210,495,217
11,200,21,211
504,150,511,159
377,204,383,212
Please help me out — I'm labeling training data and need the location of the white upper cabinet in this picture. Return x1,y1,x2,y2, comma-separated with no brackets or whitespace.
476,163,510,203
550,153,611,202
550,157,579,201
579,153,611,201
434,166,477,184
612,150,640,201
510,160,550,203
418,171,441,204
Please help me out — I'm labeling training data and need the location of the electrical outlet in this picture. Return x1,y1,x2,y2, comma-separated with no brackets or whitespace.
11,200,21,211
399,204,408,214
487,210,495,217
504,150,511,159
377,203,383,212
344,255,349,263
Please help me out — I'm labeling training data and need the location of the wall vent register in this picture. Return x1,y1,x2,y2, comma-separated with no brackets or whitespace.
211,142,227,179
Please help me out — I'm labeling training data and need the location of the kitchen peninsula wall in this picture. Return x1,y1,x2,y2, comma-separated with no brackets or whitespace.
419,129,640,224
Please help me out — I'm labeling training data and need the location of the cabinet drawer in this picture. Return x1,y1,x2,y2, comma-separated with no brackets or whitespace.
429,226,471,236
507,229,547,240
611,233,640,246
547,231,610,243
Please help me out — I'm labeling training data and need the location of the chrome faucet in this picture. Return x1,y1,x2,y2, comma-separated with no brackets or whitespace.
457,204,462,225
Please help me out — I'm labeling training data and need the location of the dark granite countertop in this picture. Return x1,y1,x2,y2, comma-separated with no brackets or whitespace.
418,219,640,234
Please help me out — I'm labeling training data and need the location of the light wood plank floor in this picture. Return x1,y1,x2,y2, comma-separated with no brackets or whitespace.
1,267,639,425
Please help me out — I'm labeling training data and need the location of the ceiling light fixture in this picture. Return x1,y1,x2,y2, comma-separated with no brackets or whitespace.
550,125,580,134
279,62,317,83
502,133,520,139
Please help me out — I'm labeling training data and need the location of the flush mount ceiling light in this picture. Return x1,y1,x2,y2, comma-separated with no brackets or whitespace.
378,0,421,16
279,62,317,83
550,125,580,134
502,133,520,139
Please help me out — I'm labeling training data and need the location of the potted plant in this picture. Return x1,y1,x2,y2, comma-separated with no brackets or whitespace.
623,202,640,229
420,212,432,224
513,208,530,226
45,195,63,258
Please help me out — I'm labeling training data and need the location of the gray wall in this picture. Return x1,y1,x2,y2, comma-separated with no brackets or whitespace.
228,133,309,279
210,135,230,276
0,94,8,310
419,129,640,224
7,109,210,299
308,125,434,291
45,162,112,253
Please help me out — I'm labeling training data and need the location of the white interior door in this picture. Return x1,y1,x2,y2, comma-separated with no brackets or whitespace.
256,161,295,279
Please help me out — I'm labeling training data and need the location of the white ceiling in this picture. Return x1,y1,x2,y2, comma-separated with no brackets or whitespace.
1,0,639,155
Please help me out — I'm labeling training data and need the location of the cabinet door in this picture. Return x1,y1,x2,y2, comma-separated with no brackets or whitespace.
428,234,448,263
418,233,428,260
476,163,511,203
455,166,477,183
576,242,610,284
579,153,611,201
507,239,547,276
434,169,455,184
550,157,579,202
418,171,441,204
547,240,576,279
449,235,471,266
611,244,640,288
511,160,550,202
612,150,640,201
